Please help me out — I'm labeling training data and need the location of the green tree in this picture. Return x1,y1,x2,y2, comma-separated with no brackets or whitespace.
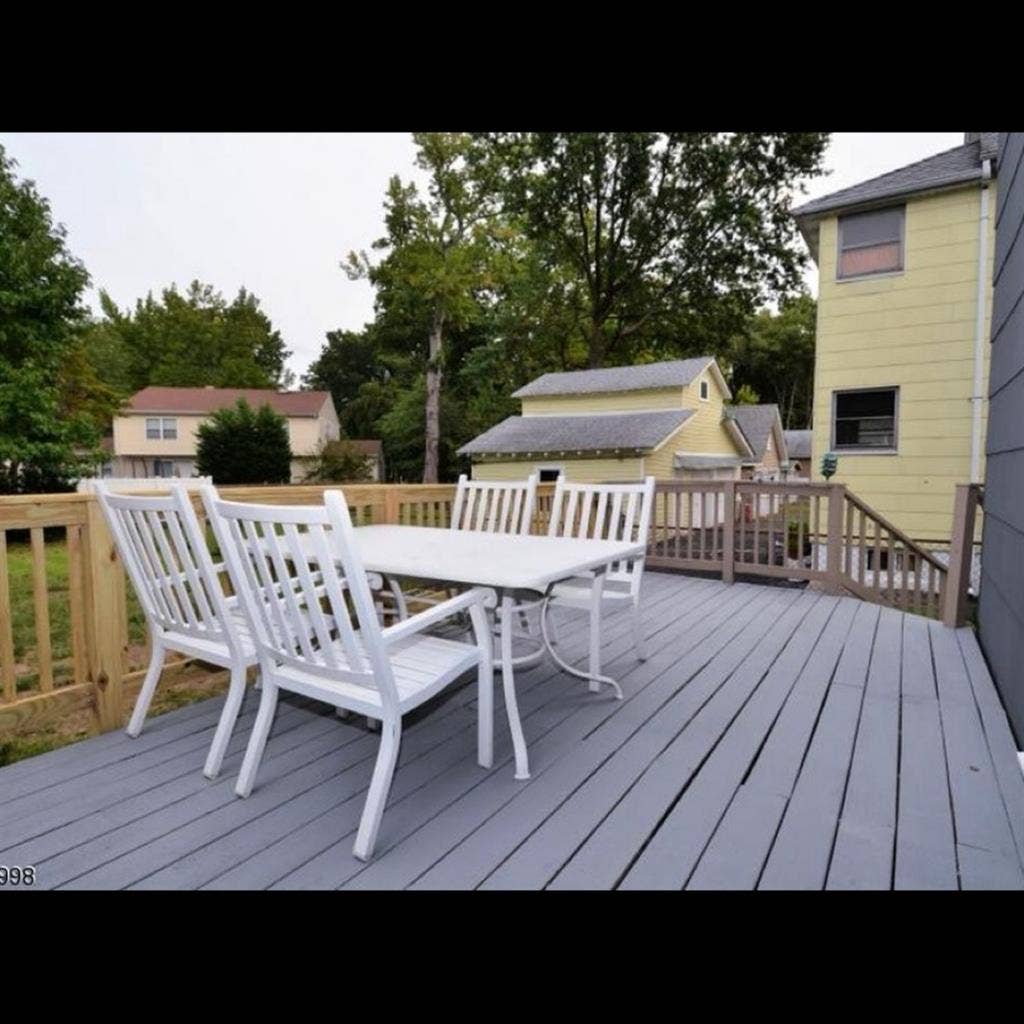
195,399,292,484
0,145,112,493
473,132,829,368
84,281,293,394
345,133,503,482
728,293,817,429
302,439,373,483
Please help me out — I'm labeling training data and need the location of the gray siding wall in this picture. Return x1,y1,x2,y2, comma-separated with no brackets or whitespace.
979,131,1024,743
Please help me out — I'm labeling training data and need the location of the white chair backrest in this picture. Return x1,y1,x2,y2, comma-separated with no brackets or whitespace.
547,476,656,589
449,473,538,535
94,480,238,647
203,487,400,711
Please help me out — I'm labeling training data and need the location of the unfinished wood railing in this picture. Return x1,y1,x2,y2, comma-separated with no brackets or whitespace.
0,478,977,740
0,482,555,739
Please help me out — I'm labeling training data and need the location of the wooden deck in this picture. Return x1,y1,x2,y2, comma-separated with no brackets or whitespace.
2,572,1022,890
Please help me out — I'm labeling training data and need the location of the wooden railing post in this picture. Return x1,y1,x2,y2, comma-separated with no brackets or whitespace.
383,488,401,525
943,484,979,628
83,496,128,732
722,480,735,584
825,483,846,594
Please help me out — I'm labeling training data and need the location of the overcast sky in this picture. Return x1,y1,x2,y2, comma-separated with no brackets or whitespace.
1,131,964,380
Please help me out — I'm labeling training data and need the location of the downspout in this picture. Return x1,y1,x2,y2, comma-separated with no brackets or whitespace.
970,158,992,484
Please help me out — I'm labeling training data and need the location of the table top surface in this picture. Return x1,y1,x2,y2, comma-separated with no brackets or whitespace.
350,525,644,592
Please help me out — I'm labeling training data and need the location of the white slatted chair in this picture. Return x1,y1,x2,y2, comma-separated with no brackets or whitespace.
94,481,259,779
384,473,538,621
204,487,503,862
538,476,656,687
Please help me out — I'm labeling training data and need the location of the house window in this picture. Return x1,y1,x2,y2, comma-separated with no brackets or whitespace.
145,417,177,439
832,388,898,451
837,206,904,279
537,468,562,483
153,459,175,478
699,379,709,401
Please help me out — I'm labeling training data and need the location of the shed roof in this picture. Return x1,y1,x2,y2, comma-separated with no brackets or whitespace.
512,357,717,399
457,410,693,456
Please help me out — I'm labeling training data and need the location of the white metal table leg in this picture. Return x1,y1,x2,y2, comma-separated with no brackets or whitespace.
501,593,530,780
587,573,604,693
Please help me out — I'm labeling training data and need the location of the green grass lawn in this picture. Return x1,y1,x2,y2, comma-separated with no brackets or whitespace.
5,536,148,691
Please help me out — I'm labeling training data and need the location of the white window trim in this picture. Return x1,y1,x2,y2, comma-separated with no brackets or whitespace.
698,379,710,402
830,386,900,455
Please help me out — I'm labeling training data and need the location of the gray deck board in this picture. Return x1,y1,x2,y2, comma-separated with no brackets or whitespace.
2,570,1021,891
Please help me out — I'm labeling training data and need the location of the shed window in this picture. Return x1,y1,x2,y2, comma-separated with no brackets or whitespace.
838,207,904,279
832,388,898,451
699,379,709,401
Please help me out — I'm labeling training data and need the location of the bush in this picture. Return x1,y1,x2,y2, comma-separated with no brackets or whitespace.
195,399,291,485
302,440,373,483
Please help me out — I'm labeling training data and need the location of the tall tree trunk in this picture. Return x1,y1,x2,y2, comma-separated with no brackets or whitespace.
423,309,444,483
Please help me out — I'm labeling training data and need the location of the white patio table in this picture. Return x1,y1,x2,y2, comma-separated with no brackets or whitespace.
349,524,645,781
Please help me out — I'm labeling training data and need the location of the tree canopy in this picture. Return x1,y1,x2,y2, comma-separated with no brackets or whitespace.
0,145,115,493
83,281,294,395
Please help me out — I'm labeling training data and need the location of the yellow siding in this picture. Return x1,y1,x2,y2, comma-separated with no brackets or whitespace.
676,369,744,460
811,184,995,542
519,388,683,415
471,457,644,482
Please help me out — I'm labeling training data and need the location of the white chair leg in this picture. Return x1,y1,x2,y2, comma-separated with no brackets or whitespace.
631,599,648,661
126,640,166,738
353,718,401,861
235,680,278,798
204,663,249,779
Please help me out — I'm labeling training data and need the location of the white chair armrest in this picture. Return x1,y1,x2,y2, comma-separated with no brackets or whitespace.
380,587,489,645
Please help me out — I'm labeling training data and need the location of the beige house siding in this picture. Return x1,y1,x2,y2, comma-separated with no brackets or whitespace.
811,184,995,541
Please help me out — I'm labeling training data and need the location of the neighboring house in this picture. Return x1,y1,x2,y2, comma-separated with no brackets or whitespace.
978,132,1024,742
109,386,340,483
793,132,998,544
726,404,789,481
459,357,752,484
783,429,813,479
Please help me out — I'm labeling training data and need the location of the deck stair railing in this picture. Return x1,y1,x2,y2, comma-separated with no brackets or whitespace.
646,480,982,625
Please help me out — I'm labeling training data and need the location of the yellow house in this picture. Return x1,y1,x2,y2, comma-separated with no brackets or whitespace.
793,132,998,543
108,386,341,483
459,357,752,483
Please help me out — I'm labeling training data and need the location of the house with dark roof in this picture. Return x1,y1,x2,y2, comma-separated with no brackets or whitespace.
725,404,789,481
793,132,997,542
108,386,342,482
459,357,752,484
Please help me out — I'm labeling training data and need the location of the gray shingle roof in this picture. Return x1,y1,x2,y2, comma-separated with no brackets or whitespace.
792,133,998,221
457,410,693,456
512,357,713,399
725,404,783,463
784,429,812,460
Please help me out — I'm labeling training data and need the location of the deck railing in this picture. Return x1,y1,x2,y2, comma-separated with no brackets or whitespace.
0,478,977,739
647,480,981,624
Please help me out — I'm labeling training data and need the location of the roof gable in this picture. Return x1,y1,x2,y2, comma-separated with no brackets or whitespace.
725,404,786,464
